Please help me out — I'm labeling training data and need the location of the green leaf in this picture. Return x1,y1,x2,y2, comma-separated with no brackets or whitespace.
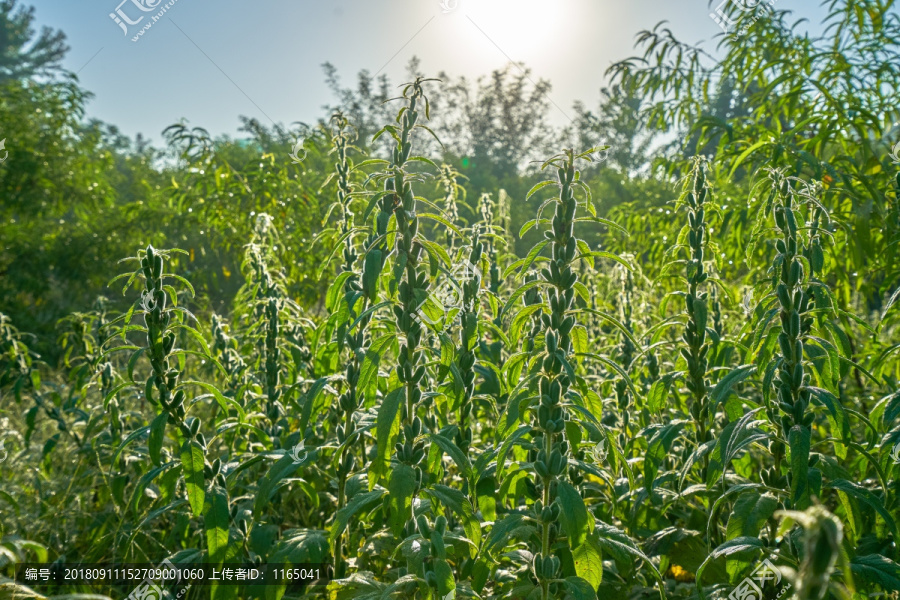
572,532,603,588
509,305,543,347
710,365,756,406
429,433,473,484
419,213,463,238
298,377,330,434
424,485,481,554
359,334,396,402
110,425,150,469
254,451,314,517
573,216,629,237
789,425,811,510
0,490,19,514
171,323,210,356
643,421,687,492
526,179,557,201
180,440,206,517
519,240,550,278
728,140,770,179
270,529,329,564
387,464,417,536
486,513,527,552
594,521,662,583
362,249,383,301
14,540,48,563
204,487,230,564
519,218,549,238
807,386,850,457
578,351,640,399
326,271,356,312
124,499,188,548
127,462,175,513
500,279,548,318
851,554,900,591
557,481,593,549
725,491,778,581
316,229,355,280
329,488,385,545
647,372,680,413
826,479,897,536
727,491,778,540
571,326,589,361
575,251,633,272
179,380,245,418
163,272,196,297
706,409,767,487
696,537,765,593
434,559,456,598
496,425,531,480
408,155,440,169
148,412,167,467
563,576,597,600
426,241,458,278
371,387,404,489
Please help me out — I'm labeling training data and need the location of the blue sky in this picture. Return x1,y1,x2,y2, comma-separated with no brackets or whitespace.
29,0,827,143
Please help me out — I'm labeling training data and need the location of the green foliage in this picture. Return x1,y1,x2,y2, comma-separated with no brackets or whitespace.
2,2,900,600
0,0,68,81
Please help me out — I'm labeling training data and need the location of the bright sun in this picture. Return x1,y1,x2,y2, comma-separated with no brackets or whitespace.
454,0,565,61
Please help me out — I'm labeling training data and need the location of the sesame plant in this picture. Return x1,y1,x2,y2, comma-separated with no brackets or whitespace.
678,159,715,455
2,68,900,600
324,109,366,579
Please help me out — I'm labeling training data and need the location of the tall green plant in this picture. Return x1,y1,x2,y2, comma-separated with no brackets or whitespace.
369,77,430,479
525,148,606,600
437,164,466,254
760,172,828,510
452,236,484,455
678,158,715,458
111,246,212,517
326,110,368,578
613,260,636,440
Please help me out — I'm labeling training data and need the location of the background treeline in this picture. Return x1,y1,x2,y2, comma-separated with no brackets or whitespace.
0,8,662,364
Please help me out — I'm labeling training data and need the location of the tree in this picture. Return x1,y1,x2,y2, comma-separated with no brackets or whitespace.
608,1,900,311
570,83,657,176
431,64,559,180
0,0,68,82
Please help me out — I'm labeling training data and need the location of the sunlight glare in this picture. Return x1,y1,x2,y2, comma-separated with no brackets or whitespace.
464,0,565,60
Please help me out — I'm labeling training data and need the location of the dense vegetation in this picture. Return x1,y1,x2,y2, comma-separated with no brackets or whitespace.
2,1,900,599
